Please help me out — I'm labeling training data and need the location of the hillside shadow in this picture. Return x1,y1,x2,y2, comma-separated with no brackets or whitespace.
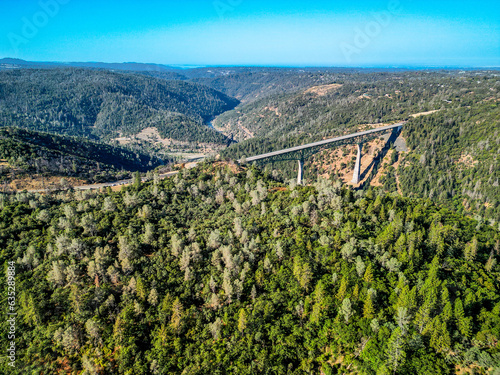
358,128,401,189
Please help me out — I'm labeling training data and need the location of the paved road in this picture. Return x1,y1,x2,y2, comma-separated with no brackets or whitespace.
26,160,203,193
26,171,179,193
73,171,179,191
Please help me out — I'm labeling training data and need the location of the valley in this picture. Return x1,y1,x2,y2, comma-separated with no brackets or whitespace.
0,61,498,375
1,65,498,220
0,0,498,371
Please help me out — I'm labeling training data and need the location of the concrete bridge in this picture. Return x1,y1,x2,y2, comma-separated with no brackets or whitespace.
239,122,405,184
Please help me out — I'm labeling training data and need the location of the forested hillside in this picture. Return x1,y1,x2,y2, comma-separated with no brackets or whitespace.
0,66,498,374
190,68,342,102
216,72,497,143
393,100,500,224
0,127,164,185
186,67,440,104
0,164,498,374
0,68,238,143
219,72,500,223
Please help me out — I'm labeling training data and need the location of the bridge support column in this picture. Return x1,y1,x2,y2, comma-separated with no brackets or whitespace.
352,143,362,184
297,159,304,185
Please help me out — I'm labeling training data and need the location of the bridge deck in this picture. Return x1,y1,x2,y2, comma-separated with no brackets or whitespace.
240,122,405,163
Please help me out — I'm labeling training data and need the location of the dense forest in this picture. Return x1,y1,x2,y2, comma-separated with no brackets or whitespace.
0,68,237,143
190,68,342,102
0,164,498,374
0,64,498,374
2,60,441,104
0,127,165,185
216,72,497,143
219,72,500,223
395,101,500,224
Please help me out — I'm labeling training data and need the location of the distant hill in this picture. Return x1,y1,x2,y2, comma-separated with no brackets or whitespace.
182,67,435,102
0,60,420,103
0,58,183,73
0,126,165,185
0,68,238,143
0,58,61,70
188,68,345,102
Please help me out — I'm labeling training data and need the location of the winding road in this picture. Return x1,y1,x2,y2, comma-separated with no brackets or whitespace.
26,161,203,193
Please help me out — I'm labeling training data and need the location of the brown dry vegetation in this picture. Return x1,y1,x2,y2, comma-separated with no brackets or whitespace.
410,109,441,118
214,120,255,140
304,83,342,96
5,175,86,192
456,153,479,169
311,137,390,186
114,127,221,154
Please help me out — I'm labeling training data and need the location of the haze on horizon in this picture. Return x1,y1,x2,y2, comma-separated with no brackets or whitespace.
0,0,499,68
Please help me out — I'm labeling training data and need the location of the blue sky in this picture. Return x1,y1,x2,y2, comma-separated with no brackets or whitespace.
0,0,498,67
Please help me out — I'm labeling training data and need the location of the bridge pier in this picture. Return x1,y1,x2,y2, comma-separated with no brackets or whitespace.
297,159,304,185
352,143,362,184
238,124,405,184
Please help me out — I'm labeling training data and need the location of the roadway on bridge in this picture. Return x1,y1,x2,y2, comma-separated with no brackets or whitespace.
241,122,405,163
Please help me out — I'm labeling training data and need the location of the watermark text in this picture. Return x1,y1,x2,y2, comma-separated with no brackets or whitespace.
6,261,16,367
8,0,72,55
340,0,403,63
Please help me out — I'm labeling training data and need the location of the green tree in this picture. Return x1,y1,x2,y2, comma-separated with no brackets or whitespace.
238,309,248,333
387,327,406,373
170,298,183,333
341,298,353,323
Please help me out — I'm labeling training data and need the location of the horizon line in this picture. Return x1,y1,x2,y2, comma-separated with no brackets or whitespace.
1,57,499,71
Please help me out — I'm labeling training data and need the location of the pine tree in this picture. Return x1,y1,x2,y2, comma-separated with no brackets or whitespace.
276,241,284,261
341,298,353,323
210,318,222,340
170,234,183,257
363,296,375,319
352,284,359,300
133,171,141,189
356,256,366,277
210,293,220,310
148,289,159,306
209,275,217,292
251,285,257,301
415,298,433,334
238,309,248,333
143,222,155,245
387,327,406,373
299,262,312,291
454,298,472,338
485,251,496,271
159,294,173,322
396,307,410,334
223,268,233,301
429,316,451,353
363,263,374,284
208,230,222,249
170,298,183,333
136,277,147,301
293,257,312,291
464,237,478,262
20,292,39,326
337,276,348,301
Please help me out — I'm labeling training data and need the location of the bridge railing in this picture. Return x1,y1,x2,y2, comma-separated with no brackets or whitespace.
239,122,405,163
239,122,405,184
